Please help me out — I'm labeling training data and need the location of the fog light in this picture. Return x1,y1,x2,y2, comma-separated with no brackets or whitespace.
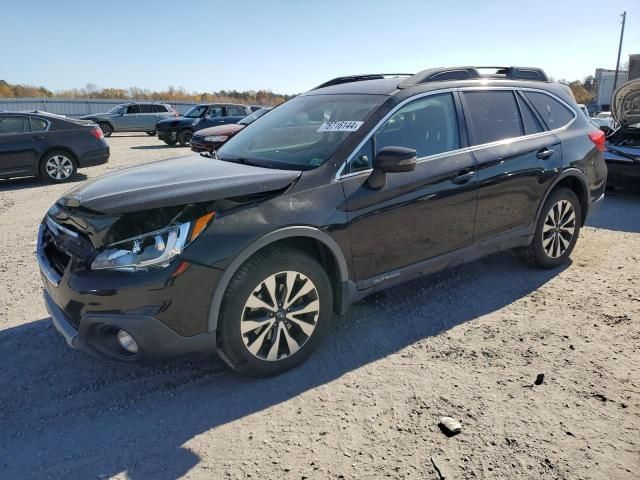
116,329,139,353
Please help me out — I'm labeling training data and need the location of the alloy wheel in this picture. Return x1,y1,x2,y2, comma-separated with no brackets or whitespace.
240,271,320,362
542,200,576,258
45,155,74,180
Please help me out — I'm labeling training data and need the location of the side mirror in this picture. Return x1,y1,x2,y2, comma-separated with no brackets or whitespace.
368,146,417,189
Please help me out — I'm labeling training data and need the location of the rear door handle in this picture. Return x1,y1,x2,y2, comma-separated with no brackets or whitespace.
536,147,554,160
451,170,475,185
32,135,44,141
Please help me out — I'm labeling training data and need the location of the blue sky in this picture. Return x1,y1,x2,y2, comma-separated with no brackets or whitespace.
2,0,639,94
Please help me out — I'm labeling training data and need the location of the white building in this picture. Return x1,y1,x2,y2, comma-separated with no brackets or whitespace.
595,68,628,111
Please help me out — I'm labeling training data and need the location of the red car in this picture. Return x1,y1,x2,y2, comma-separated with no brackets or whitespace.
190,107,271,154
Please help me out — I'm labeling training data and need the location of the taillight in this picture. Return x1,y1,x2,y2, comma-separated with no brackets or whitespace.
588,130,605,152
90,127,104,140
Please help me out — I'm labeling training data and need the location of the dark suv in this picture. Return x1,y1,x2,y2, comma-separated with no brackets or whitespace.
38,66,607,377
156,103,251,146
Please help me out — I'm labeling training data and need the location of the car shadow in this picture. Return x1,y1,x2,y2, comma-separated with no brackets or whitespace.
130,145,188,150
0,252,566,479
0,173,88,193
586,188,640,233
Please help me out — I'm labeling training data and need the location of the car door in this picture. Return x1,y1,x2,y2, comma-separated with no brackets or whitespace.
341,92,478,286
138,104,157,130
460,89,564,242
119,104,141,130
0,115,40,177
197,105,225,129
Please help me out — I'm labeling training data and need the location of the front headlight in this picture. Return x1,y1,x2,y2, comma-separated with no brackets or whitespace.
203,135,228,142
91,212,214,272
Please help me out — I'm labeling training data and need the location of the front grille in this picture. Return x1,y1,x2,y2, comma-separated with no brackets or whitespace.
41,218,95,274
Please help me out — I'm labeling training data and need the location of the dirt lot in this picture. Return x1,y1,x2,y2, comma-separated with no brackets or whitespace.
0,134,638,479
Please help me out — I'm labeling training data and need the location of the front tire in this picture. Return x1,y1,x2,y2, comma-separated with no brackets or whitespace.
177,129,193,146
216,248,333,377
163,138,178,146
98,122,113,137
40,151,78,183
519,187,582,269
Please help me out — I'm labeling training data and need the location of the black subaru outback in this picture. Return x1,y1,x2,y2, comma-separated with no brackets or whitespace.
38,66,607,377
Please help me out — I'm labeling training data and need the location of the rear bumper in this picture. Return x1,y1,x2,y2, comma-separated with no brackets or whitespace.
78,146,110,168
605,159,640,186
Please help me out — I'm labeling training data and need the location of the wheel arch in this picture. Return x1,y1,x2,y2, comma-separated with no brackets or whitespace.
206,226,350,332
536,169,589,226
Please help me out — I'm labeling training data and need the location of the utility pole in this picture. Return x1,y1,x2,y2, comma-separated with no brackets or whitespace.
612,11,626,96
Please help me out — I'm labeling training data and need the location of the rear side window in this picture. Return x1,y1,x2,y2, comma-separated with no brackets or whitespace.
374,92,460,159
139,104,154,113
0,116,29,134
126,105,140,114
523,91,574,129
30,117,48,132
516,94,544,135
226,105,245,116
208,107,223,118
154,104,168,113
463,91,523,145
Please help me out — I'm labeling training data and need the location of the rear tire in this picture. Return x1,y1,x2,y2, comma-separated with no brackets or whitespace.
40,151,78,183
98,122,113,137
146,131,156,136
178,129,193,146
216,247,333,377
518,187,582,269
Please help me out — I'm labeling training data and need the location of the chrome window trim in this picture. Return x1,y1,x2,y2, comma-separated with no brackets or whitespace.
335,86,577,180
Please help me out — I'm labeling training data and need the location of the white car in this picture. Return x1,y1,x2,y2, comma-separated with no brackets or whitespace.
591,111,615,129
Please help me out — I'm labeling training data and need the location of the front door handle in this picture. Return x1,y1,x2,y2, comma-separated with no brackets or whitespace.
32,135,44,141
451,170,475,185
536,147,554,160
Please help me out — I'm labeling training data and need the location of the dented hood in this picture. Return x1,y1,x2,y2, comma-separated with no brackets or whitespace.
58,154,301,214
612,79,640,128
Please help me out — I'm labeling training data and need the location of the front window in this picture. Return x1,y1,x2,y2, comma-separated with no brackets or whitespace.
218,94,386,169
183,105,208,118
107,105,125,114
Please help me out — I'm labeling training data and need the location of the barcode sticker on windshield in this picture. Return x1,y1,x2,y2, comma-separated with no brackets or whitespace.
317,121,364,132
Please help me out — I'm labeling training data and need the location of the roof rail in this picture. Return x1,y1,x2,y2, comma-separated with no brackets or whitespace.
398,66,549,88
313,73,412,90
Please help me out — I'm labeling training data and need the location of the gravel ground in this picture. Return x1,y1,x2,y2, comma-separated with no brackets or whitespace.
0,134,638,479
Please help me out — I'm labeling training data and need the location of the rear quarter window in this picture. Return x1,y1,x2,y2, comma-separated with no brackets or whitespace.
30,117,49,132
154,104,168,113
523,91,575,129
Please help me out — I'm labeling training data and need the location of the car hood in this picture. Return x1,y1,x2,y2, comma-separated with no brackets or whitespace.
157,116,195,126
195,124,244,137
57,154,301,214
612,79,640,128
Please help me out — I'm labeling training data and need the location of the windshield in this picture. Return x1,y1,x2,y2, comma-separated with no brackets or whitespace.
238,108,271,126
218,94,385,169
183,105,208,118
107,105,125,114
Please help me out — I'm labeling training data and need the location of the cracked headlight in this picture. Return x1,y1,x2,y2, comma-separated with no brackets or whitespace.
91,212,214,271
203,135,228,142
